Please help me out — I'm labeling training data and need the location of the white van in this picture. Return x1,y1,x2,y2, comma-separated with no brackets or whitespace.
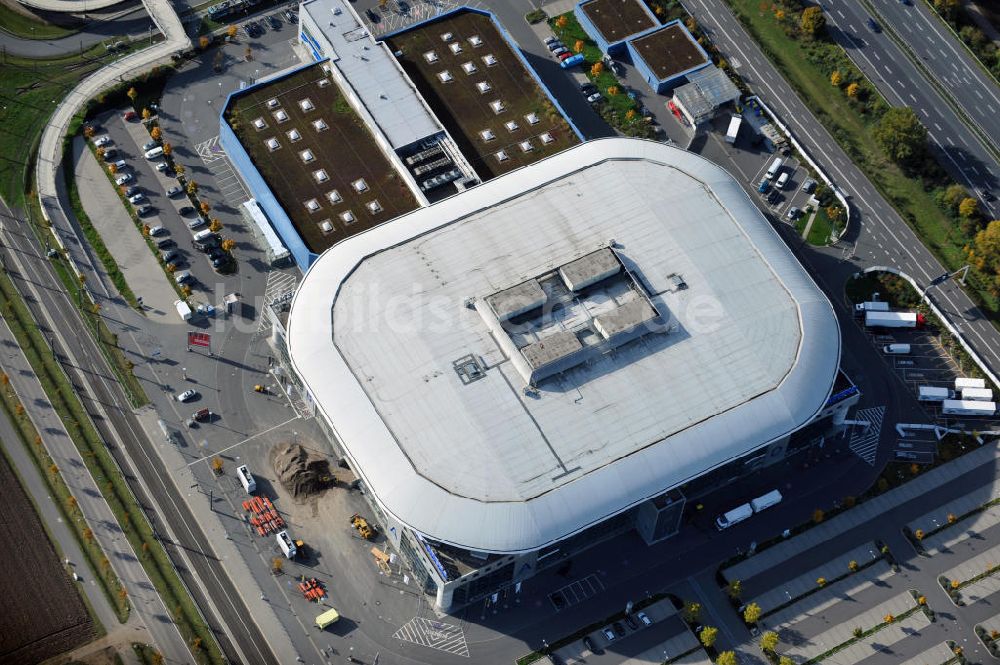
765,157,783,180
144,146,164,159
174,299,192,321
715,503,753,530
193,228,215,242
775,171,790,189
750,489,782,513
236,465,256,494
883,344,911,354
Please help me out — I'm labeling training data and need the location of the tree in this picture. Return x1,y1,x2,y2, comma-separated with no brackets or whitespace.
914,528,924,540
181,285,192,297
607,86,619,96
574,39,584,53
209,218,223,232
108,163,118,174
816,577,827,587
625,109,637,121
852,626,863,638
66,496,77,510
555,15,568,29
800,6,826,37
83,527,94,543
743,602,762,624
846,82,860,98
83,125,95,138
151,652,164,665
685,16,698,33
884,613,895,623
830,70,842,86
150,126,162,141
934,0,959,20
162,142,172,157
873,107,928,168
200,35,210,50
779,657,794,665
812,508,824,524
127,86,138,104
848,560,859,572
95,147,105,160
119,586,128,601
186,181,198,195
941,183,967,210
683,601,702,623
760,630,779,653
948,513,957,524
970,220,1000,278
379,0,388,8
174,163,185,176
142,108,151,120
700,626,718,648
774,8,785,21
591,61,604,76
227,25,238,39
959,197,979,218
726,579,743,599
716,651,737,665
221,238,236,252
199,200,211,215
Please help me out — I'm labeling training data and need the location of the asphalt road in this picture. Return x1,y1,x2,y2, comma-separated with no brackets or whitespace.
0,2,156,57
678,0,1000,379
822,0,1000,216
0,192,278,664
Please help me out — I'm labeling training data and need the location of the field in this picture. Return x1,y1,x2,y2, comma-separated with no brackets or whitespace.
0,450,95,664
388,10,579,180
579,0,655,43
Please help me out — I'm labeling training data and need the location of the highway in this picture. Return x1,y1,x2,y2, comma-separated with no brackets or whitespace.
679,0,1000,376
822,0,1000,216
0,194,279,665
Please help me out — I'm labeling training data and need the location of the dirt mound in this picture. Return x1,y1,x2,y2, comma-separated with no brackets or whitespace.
272,443,332,498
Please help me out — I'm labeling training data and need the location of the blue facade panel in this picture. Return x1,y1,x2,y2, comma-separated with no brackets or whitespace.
382,7,584,142
219,61,325,269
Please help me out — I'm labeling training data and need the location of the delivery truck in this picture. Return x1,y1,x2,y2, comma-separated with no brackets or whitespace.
941,399,996,417
726,115,742,144
955,377,987,392
883,344,911,354
855,301,890,314
864,310,925,328
750,489,782,512
961,387,994,402
918,386,953,402
174,299,192,321
715,503,753,530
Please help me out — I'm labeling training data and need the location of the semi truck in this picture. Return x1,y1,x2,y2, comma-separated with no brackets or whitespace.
955,377,987,391
855,301,890,314
725,115,742,144
918,386,953,401
941,399,997,416
961,387,994,402
716,489,782,530
864,310,925,328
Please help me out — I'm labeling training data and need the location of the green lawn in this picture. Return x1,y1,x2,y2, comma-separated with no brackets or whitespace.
0,2,79,40
806,207,833,246
725,0,998,315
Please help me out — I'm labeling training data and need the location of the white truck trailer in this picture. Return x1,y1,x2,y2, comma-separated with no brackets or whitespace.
918,386,953,402
941,400,997,416
961,387,994,402
725,115,742,144
865,310,925,328
955,377,987,391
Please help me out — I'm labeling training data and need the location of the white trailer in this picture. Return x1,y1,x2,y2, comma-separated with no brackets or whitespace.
236,465,256,494
276,530,297,558
725,115,742,144
715,503,753,530
174,299,192,321
865,310,924,328
750,489,782,513
941,399,996,416
855,301,890,314
955,377,987,392
961,387,994,402
918,386,952,402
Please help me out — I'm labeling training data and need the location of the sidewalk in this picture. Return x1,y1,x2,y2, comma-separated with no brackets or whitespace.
73,137,180,324
0,317,192,665
723,442,1000,583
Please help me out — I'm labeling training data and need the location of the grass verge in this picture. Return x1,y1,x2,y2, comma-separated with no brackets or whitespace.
807,206,834,246
0,269,220,664
724,0,999,315
0,277,130,623
0,3,79,40
132,642,163,665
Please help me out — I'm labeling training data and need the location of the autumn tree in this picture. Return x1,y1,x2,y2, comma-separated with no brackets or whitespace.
555,15,568,29
699,626,718,648
199,200,211,215
940,183,967,210
848,560,859,572
813,508,825,523
221,238,237,252
150,126,162,141
760,631,779,653
682,601,702,623
173,163,185,176
142,108,152,121
800,6,826,37
846,82,860,98
83,527,94,543
95,147,105,161
162,142,172,156
830,70,842,86
591,61,604,76
83,125,95,138
127,86,138,105
108,163,118,174
66,496,77,510
934,0,959,20
200,35,210,50
743,602,762,624
574,39,584,53
186,181,198,195
607,86,619,96
959,197,979,218
968,220,1000,296
779,657,794,665
716,651,737,665
227,25,238,39
873,107,928,169
726,579,743,599
209,218,223,232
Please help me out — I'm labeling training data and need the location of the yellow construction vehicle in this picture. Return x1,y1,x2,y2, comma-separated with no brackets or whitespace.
350,513,375,540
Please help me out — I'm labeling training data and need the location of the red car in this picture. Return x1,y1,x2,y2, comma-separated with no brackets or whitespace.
123,110,137,121
557,51,573,61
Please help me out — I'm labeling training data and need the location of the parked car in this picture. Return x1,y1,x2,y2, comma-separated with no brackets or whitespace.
175,389,198,402
102,147,117,160
582,635,595,652
981,189,996,202
149,224,166,236
125,185,141,197
179,205,195,216
767,189,781,204
284,9,297,22
123,110,137,121
612,622,626,637
128,193,145,204
142,140,159,151
111,159,127,171
586,92,603,104
267,14,281,29
136,204,153,216
787,206,801,220
546,41,564,53
161,249,179,263
637,612,652,626
155,161,169,172
801,178,817,193
552,47,568,57
558,51,573,61
187,216,207,229
115,173,133,185
580,81,597,95
155,237,175,249
174,270,193,284
602,628,615,641
166,185,183,197
543,36,557,46
624,614,639,630
364,7,380,22
94,135,111,147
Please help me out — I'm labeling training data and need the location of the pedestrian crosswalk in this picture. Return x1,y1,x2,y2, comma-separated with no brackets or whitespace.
849,406,886,465
393,617,470,657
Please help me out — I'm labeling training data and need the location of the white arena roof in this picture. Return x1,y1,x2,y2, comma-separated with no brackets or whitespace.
287,138,839,553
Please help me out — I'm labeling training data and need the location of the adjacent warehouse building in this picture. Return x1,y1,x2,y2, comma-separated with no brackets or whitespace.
573,0,660,55
281,138,857,610
627,20,711,93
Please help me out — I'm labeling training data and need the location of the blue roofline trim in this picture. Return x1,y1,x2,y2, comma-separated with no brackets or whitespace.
381,6,584,142
573,0,662,53
626,19,711,85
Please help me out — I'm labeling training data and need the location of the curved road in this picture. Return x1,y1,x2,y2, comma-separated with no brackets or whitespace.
0,2,156,57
